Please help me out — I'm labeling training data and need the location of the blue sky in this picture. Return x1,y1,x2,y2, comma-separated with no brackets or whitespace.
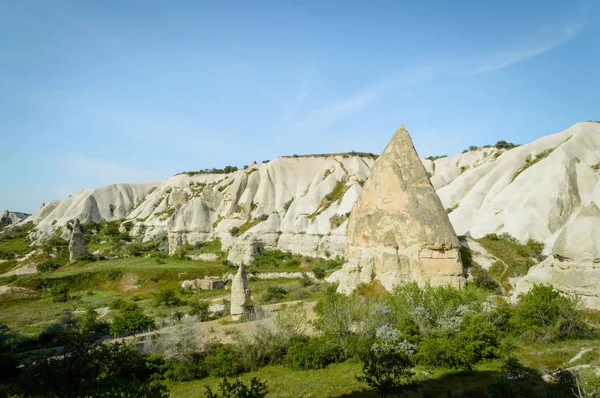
1,0,599,213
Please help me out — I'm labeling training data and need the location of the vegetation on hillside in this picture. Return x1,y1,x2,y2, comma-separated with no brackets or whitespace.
176,165,239,176
476,233,544,290
512,147,556,181
0,215,599,397
0,222,34,260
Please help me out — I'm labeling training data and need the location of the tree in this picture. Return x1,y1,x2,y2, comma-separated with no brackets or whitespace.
356,326,416,398
204,377,268,398
189,299,211,321
17,322,168,397
110,303,155,337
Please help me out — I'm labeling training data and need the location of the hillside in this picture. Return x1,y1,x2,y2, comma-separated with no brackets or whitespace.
25,122,600,261
1,123,600,397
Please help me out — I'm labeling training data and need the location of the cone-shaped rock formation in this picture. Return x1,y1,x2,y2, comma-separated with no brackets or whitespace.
69,219,88,262
230,264,252,317
331,126,465,293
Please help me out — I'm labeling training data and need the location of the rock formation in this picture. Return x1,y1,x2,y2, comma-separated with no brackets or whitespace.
230,264,251,318
514,202,600,309
69,219,88,262
0,210,30,227
330,126,464,294
20,121,600,306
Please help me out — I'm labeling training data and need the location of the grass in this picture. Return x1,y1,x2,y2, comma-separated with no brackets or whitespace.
235,217,264,236
0,222,34,260
512,147,556,182
0,256,230,335
0,247,337,336
446,203,459,214
308,180,349,219
477,233,543,290
329,213,349,229
170,361,374,398
171,350,583,397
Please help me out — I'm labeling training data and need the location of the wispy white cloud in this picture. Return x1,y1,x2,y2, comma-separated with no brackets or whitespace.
58,155,162,186
283,17,585,136
468,21,584,75
284,63,437,135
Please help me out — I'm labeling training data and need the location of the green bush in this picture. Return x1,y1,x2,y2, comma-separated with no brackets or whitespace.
37,259,65,273
189,299,210,321
512,284,591,341
152,288,183,307
417,314,502,370
109,304,155,337
164,353,209,382
48,284,71,303
259,286,287,303
17,322,168,397
284,337,343,370
469,263,500,292
204,377,268,398
205,346,245,377
357,326,416,398
312,266,326,279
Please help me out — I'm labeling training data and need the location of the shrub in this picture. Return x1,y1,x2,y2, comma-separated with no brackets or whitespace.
48,284,71,303
312,266,326,279
110,297,127,310
275,303,308,337
417,314,502,370
109,304,155,337
204,377,268,398
285,337,343,370
233,324,290,370
106,269,123,281
357,326,416,398
512,284,591,340
469,263,500,292
189,299,211,321
152,288,183,307
36,259,65,273
259,286,287,303
205,346,245,377
18,322,168,397
385,283,486,336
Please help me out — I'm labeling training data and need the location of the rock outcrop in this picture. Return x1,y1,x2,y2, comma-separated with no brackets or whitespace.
330,126,464,294
20,121,600,306
69,219,88,262
0,210,30,227
514,202,600,309
230,264,251,318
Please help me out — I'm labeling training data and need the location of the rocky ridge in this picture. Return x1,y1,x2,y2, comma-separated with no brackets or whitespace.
22,121,600,306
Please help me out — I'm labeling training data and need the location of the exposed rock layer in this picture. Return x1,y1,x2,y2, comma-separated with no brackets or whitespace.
513,202,600,308
332,126,464,293
22,121,600,306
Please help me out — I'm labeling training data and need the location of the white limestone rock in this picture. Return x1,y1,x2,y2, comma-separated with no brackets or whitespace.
230,264,251,317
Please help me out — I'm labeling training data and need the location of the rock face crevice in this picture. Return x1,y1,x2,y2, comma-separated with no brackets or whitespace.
331,126,464,294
